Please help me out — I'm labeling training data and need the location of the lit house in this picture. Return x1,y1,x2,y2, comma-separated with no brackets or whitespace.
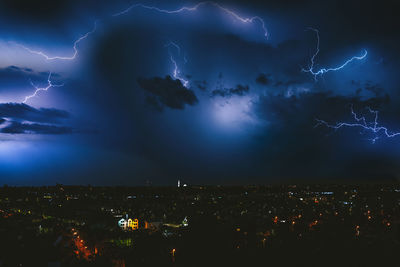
118,217,139,231
118,218,127,230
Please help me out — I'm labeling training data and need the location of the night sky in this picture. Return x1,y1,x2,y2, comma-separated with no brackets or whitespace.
0,0,399,185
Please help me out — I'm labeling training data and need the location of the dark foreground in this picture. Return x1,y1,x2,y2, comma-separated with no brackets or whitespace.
0,184,399,266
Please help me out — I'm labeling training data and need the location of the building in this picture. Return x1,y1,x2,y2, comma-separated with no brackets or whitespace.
118,218,127,230
119,218,139,231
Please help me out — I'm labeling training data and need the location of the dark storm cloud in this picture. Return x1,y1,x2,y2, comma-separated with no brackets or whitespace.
194,80,208,91
0,0,69,19
0,66,32,87
0,103,69,123
0,0,114,26
255,92,390,126
187,32,319,97
1,0,399,184
1,121,72,135
232,0,399,48
249,90,399,180
0,66,60,93
349,80,389,99
211,84,250,97
137,75,198,110
86,9,400,182
0,103,72,135
364,82,385,97
255,73,271,85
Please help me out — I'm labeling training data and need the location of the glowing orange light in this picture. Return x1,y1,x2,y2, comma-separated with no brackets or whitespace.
309,220,318,228
355,225,360,236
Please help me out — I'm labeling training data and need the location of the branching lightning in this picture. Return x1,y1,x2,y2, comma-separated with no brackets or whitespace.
113,1,268,39
17,1,268,63
165,41,189,88
10,2,269,102
15,21,98,61
23,73,64,103
315,105,400,143
302,28,367,81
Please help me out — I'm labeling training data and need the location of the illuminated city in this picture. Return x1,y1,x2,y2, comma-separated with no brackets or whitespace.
0,184,400,266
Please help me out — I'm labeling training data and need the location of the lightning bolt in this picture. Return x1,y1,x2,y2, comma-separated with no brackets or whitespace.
16,2,268,63
165,41,189,87
10,2,269,102
302,28,367,81
315,105,400,143
23,72,64,103
15,21,98,61
113,1,269,39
